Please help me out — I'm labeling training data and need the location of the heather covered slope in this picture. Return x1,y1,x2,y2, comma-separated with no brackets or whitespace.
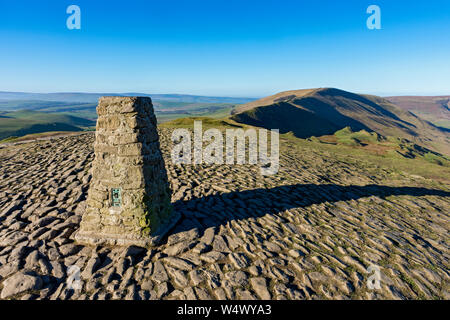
231,88,450,156
0,130,449,300
386,96,450,129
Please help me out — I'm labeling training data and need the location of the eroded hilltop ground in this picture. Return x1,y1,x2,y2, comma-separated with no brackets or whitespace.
0,129,449,300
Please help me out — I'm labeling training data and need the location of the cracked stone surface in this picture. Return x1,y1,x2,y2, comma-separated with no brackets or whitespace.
0,130,449,300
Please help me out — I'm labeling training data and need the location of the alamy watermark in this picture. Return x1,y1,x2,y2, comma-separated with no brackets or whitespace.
66,5,81,30
366,264,382,290
66,265,83,291
367,5,381,30
171,121,279,175
66,5,380,31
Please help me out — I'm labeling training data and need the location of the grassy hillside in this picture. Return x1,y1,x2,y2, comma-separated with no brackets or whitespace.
290,132,450,184
1,110,93,125
0,100,99,119
315,127,450,166
159,116,243,130
231,88,450,156
0,110,95,141
154,104,234,123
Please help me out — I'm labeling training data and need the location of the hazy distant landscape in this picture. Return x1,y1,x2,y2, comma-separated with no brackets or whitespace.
1,89,449,145
0,91,254,141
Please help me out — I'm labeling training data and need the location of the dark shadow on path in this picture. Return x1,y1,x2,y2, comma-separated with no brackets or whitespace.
166,183,450,241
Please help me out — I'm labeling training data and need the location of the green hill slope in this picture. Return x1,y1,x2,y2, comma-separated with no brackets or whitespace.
231,88,450,156
0,110,95,141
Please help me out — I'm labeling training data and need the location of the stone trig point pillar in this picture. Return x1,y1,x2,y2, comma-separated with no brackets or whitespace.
75,96,180,247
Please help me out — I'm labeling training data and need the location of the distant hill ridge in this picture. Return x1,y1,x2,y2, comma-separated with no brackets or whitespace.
231,88,450,156
0,91,255,104
0,110,95,141
386,95,450,129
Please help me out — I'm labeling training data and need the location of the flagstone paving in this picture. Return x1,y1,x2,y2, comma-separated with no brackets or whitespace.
0,130,448,300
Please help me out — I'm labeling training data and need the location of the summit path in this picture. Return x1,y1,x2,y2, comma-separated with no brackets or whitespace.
0,130,448,300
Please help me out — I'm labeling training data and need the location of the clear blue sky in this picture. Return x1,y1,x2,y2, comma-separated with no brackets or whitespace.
1,0,450,97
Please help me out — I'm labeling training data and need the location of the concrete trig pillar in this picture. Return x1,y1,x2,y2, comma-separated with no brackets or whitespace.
75,96,180,247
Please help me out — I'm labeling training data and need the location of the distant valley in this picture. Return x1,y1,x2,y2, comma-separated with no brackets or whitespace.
0,110,95,141
0,91,255,141
1,89,449,158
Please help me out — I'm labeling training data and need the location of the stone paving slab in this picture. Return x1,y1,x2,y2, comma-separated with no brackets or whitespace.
0,130,449,300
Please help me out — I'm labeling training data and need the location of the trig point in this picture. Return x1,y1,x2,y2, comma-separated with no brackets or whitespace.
75,96,180,247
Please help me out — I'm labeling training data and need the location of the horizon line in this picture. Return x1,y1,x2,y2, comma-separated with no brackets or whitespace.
0,89,450,99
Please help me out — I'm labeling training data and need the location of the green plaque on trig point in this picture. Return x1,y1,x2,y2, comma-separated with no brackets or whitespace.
74,96,180,247
111,188,121,207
